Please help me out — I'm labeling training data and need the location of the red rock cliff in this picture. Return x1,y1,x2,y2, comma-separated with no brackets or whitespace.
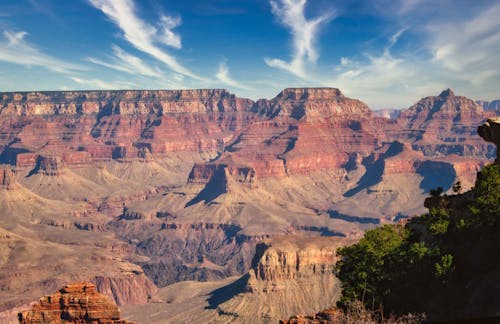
252,87,371,119
18,282,134,324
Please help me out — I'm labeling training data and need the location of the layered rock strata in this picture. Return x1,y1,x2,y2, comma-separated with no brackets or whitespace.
18,282,134,324
206,236,350,323
0,89,256,169
0,88,494,183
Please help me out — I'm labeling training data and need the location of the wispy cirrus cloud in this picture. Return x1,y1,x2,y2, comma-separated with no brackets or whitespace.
265,0,334,79
428,2,500,85
215,59,250,90
88,0,202,80
0,30,83,74
70,76,134,89
158,16,182,49
28,0,61,22
87,45,163,78
324,1,500,108
326,28,447,108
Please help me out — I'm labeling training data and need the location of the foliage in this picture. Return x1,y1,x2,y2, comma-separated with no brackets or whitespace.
336,163,500,318
435,254,454,283
421,207,449,235
336,225,408,307
471,164,500,226
429,186,443,197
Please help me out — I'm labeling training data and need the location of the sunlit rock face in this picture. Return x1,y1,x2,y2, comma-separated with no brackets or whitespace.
0,167,17,190
251,87,371,119
0,88,493,181
18,282,135,324
478,117,500,164
0,89,257,169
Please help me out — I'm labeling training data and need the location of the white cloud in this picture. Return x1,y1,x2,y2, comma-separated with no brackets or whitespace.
87,45,163,78
265,0,334,79
326,29,446,108
388,27,407,48
428,2,500,85
70,76,133,89
158,16,182,49
0,30,83,74
88,0,202,80
340,57,351,66
398,0,424,15
215,60,250,89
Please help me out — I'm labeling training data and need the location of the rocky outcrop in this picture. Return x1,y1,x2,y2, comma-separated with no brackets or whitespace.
252,88,371,119
31,155,65,176
477,99,500,111
478,117,500,164
196,236,351,323
388,88,495,189
245,237,348,292
94,270,157,306
0,167,17,189
188,162,256,186
397,89,486,149
184,161,257,206
398,89,484,129
248,239,339,284
18,282,134,324
0,89,253,116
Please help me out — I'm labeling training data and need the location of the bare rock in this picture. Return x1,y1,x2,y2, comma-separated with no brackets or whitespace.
32,155,65,176
245,236,349,293
252,87,371,119
0,167,18,190
478,117,500,164
477,99,500,111
18,282,135,324
94,270,158,306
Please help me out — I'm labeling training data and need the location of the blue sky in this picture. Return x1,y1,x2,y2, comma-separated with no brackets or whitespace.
0,0,498,108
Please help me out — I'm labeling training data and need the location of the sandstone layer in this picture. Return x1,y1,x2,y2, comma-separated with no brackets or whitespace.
18,282,134,324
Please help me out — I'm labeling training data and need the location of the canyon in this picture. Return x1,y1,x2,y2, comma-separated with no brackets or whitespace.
0,87,497,323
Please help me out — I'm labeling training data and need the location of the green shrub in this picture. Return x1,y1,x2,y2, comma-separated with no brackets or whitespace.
336,163,500,317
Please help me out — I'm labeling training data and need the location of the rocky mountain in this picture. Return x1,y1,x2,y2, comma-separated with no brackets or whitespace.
0,87,497,322
477,99,500,111
18,282,134,324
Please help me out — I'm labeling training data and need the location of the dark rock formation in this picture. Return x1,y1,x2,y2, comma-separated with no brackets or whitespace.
478,117,500,164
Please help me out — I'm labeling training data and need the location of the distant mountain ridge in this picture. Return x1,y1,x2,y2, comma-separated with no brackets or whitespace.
477,99,500,111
